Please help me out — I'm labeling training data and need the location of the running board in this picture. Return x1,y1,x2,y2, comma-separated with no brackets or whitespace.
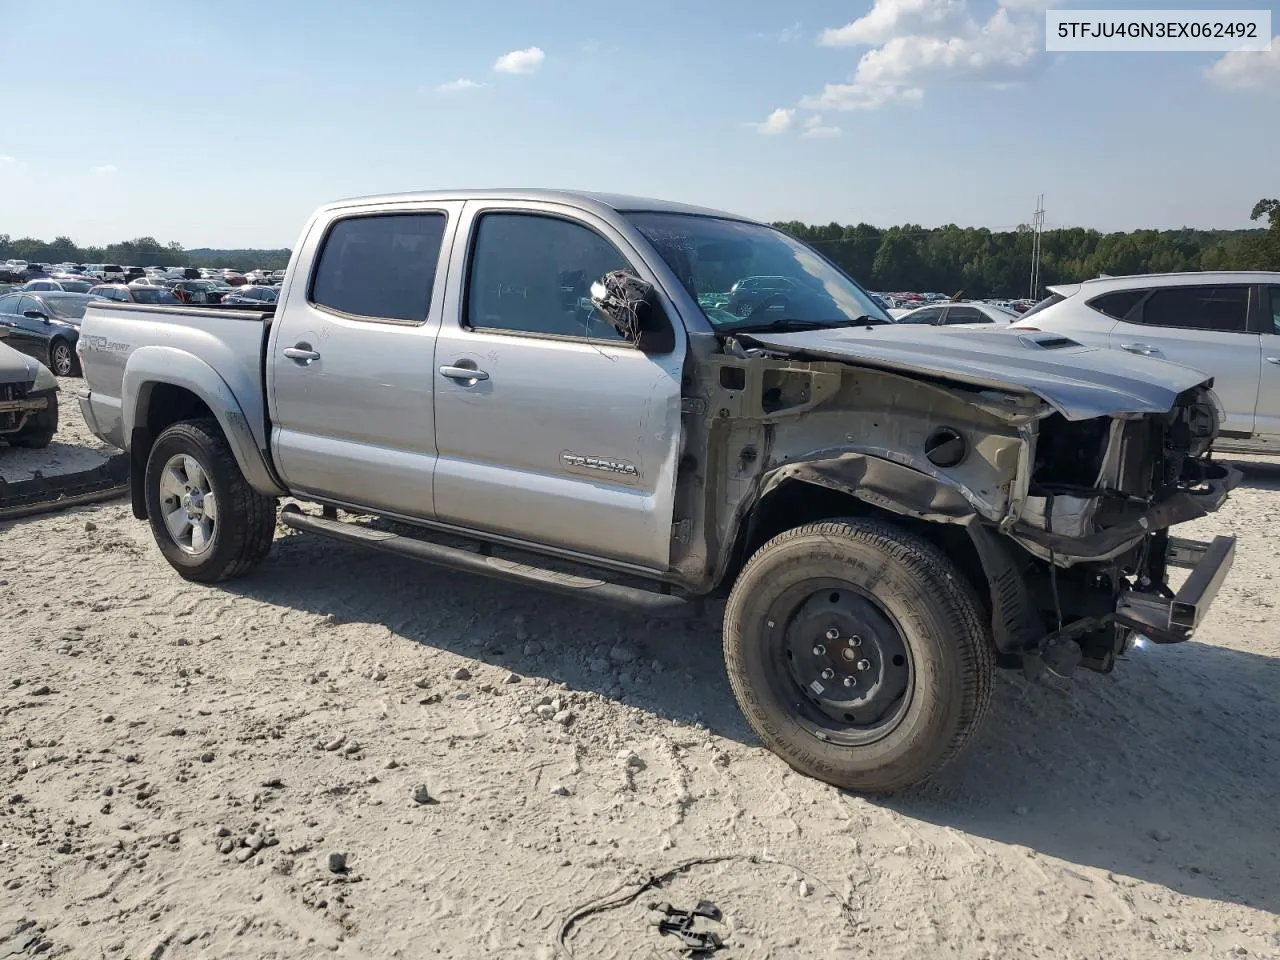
278,504,698,618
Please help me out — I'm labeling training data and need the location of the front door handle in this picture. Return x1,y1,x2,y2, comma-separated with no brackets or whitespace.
1267,356,1280,365
283,343,320,363
1121,342,1160,355
438,364,489,383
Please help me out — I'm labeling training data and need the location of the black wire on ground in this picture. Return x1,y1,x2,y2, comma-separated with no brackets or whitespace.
555,853,859,958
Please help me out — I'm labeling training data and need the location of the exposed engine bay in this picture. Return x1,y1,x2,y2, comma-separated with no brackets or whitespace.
678,335,1238,680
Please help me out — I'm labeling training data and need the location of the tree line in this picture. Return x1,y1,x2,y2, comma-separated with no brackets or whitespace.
3,197,1276,297
0,235,292,274
775,197,1280,298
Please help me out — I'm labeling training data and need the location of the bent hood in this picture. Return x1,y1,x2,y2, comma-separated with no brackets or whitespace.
0,339,38,384
742,326,1211,421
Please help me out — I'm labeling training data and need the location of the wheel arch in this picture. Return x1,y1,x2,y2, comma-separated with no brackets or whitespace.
124,347,285,519
717,455,1044,658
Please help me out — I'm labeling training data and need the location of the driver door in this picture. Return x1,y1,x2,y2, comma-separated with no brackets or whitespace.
430,201,686,569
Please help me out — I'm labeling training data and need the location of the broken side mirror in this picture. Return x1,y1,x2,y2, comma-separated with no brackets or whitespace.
589,270,673,352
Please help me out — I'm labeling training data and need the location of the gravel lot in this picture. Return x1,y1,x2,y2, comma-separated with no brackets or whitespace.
1,382,1278,959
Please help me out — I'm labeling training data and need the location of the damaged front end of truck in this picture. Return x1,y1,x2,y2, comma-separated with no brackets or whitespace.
673,327,1238,679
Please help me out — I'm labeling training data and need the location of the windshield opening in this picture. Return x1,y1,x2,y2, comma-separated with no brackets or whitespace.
626,213,891,331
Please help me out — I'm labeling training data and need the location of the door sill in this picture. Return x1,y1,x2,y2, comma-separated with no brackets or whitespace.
287,492,676,584
279,504,698,618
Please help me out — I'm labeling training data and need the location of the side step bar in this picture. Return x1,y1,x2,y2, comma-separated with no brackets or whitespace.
279,504,698,619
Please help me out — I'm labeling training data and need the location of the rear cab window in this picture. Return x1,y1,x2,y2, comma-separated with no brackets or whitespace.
309,213,448,323
1269,287,1280,334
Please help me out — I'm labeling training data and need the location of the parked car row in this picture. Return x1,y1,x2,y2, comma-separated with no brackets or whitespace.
1,259,285,288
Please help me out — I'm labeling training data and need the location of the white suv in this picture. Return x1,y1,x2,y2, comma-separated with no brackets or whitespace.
1012,272,1280,454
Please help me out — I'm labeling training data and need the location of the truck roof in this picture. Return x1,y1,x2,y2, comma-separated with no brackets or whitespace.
321,188,753,223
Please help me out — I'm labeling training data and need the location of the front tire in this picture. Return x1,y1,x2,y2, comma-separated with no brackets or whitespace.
48,339,79,377
724,518,994,794
144,418,277,583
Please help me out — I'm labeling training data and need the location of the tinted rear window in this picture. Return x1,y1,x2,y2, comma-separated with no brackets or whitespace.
1018,293,1064,319
310,213,447,322
1137,285,1249,333
945,306,989,324
1087,290,1146,320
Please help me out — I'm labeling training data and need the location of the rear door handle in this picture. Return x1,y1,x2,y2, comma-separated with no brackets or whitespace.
283,344,320,363
1267,357,1280,365
1121,342,1160,355
438,364,489,382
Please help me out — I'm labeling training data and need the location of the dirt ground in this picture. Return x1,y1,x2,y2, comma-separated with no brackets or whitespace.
1,382,1278,959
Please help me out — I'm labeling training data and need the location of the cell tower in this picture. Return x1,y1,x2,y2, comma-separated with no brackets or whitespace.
1028,194,1046,300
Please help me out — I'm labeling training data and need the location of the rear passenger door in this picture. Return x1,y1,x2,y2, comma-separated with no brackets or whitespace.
269,204,462,518
1106,284,1260,436
430,202,685,569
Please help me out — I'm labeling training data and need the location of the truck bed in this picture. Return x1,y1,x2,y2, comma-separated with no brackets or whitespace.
77,301,274,455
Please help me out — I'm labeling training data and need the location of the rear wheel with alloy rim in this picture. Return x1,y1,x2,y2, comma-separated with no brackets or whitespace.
49,339,77,376
723,517,994,794
144,418,277,583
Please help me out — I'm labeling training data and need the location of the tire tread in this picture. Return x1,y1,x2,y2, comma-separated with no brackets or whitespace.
146,418,276,583
724,517,994,792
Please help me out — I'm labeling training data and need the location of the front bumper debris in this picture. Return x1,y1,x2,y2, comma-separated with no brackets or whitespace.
1116,535,1236,642
0,387,48,434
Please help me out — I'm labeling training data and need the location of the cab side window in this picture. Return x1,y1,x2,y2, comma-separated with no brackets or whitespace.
1269,287,1280,335
466,213,630,342
310,213,447,323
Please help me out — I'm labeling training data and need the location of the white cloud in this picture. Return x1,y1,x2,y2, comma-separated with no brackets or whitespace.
749,108,796,135
90,164,117,175
493,46,545,75
819,0,965,47
436,78,485,93
801,115,843,139
1206,37,1280,90
0,154,16,164
805,0,1046,110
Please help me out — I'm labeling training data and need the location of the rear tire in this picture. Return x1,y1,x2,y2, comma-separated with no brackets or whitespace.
48,339,79,377
144,418,276,583
723,518,994,794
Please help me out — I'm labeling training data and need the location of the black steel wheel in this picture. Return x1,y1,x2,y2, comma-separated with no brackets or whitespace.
724,517,994,793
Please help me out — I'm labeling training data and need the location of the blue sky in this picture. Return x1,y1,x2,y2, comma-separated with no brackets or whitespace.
1,0,1277,248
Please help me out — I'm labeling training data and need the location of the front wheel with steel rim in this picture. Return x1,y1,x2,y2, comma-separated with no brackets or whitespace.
49,339,78,377
144,418,277,583
724,517,994,794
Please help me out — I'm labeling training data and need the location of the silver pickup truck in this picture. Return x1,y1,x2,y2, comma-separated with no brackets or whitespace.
76,190,1238,793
